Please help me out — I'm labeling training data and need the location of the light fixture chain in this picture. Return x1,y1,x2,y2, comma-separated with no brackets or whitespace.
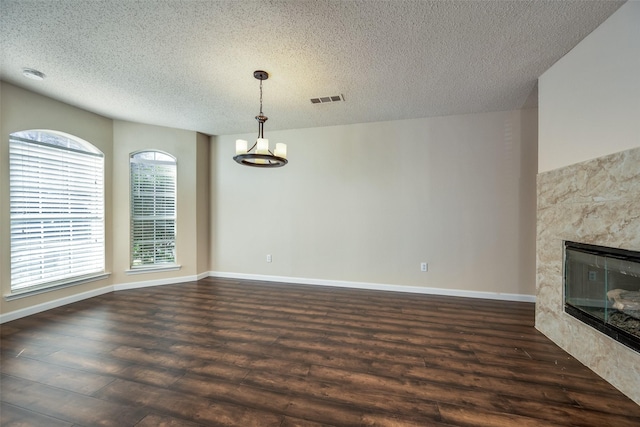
259,79,263,115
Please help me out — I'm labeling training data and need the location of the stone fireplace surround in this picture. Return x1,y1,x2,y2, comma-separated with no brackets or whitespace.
536,146,640,405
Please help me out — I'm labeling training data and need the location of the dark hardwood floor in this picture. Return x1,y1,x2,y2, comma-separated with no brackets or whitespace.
1,277,639,426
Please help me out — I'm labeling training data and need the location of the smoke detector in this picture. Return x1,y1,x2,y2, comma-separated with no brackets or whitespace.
22,68,46,81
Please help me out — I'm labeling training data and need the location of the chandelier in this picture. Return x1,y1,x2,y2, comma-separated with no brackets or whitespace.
233,70,288,168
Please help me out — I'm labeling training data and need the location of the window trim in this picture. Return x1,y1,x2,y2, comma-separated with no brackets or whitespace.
4,273,111,301
125,264,181,275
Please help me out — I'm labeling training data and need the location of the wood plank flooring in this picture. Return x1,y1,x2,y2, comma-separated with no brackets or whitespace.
1,277,639,426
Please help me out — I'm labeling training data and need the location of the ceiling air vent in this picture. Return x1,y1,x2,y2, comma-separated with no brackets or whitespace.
310,94,345,104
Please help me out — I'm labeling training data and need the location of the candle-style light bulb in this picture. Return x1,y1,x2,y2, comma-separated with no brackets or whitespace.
235,139,248,155
256,138,269,154
274,143,287,159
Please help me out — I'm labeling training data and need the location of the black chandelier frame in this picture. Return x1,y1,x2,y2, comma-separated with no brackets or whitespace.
233,70,288,168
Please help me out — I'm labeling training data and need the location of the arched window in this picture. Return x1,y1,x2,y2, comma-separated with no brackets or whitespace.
9,130,105,292
130,151,177,268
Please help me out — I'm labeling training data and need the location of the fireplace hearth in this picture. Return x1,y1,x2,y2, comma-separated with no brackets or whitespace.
564,241,640,353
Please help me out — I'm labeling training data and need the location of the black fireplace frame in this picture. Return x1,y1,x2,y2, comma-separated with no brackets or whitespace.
563,241,640,354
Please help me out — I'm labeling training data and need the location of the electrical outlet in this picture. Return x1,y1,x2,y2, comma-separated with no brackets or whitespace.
266,254,272,263
421,262,428,272
588,271,597,281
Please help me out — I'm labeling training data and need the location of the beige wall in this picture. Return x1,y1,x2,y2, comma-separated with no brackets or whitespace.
1,80,536,318
1,84,210,319
536,1,640,404
196,132,211,273
538,1,640,173
0,82,114,314
111,121,209,285
213,109,538,296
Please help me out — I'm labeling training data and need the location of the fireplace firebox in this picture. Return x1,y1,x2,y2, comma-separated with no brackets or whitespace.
564,241,640,353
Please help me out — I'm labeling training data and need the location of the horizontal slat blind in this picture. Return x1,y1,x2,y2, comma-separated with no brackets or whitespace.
130,153,176,267
9,133,105,291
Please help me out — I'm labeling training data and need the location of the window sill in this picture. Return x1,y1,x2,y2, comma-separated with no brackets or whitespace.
126,264,182,275
5,272,111,301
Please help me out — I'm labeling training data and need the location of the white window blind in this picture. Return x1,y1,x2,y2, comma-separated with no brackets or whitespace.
9,131,105,292
130,151,177,267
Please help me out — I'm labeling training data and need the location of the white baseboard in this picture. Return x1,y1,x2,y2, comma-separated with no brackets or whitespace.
196,271,210,281
1,271,534,324
0,285,114,324
207,271,536,303
2,271,210,323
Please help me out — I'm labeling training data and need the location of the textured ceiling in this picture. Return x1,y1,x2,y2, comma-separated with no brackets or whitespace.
0,0,625,136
